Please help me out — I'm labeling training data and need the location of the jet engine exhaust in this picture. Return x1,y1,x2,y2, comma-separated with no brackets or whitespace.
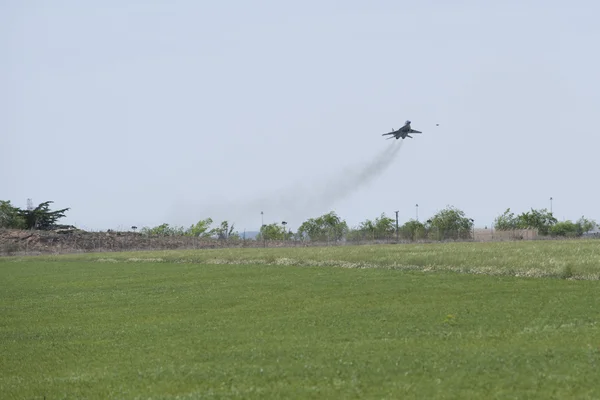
170,141,404,228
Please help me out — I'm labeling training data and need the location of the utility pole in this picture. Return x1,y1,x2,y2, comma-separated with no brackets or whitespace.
394,210,399,243
550,197,553,214
416,204,419,221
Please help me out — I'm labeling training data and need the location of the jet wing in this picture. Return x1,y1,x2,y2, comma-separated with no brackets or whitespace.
408,129,422,133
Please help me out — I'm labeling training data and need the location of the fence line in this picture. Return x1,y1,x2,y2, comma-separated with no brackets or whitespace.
1,227,597,256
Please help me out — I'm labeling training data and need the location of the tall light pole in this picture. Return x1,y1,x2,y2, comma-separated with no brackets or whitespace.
261,211,265,247
394,210,399,243
550,197,553,214
416,204,419,221
282,221,287,241
470,218,475,240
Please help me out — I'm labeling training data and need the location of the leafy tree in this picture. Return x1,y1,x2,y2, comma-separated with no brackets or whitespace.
297,211,348,242
186,218,214,237
494,207,558,235
141,223,185,236
516,208,557,235
425,205,473,240
17,201,70,230
320,211,348,241
211,220,236,239
0,200,26,229
348,213,396,241
357,218,376,240
494,208,519,230
351,214,393,240
400,219,426,240
577,216,596,234
549,220,579,237
373,213,396,239
550,216,597,237
256,222,288,240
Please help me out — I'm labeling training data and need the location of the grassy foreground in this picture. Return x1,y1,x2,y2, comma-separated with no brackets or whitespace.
1,240,600,399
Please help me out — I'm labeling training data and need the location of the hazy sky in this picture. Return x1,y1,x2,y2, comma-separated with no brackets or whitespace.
2,1,598,232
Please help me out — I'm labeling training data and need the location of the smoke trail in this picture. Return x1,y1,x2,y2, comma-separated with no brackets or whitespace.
308,140,404,209
170,141,403,227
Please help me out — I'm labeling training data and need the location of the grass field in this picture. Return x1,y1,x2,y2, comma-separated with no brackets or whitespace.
1,240,599,399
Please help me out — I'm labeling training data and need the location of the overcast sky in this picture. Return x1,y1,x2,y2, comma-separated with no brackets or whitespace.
2,0,598,232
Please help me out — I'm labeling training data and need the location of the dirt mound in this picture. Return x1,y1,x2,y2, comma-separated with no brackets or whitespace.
0,229,301,256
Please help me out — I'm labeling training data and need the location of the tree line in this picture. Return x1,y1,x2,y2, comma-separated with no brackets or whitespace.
231,206,596,241
494,208,596,238
0,200,69,230
138,218,239,240
1,199,597,240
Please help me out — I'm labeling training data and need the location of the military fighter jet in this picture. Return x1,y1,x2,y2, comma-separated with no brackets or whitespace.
382,120,422,140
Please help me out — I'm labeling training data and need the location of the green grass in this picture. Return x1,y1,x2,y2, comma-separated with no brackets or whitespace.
1,240,600,399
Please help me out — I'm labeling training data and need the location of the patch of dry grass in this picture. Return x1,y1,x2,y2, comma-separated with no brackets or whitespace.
13,239,597,280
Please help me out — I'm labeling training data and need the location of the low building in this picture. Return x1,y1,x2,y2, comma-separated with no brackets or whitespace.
583,227,600,238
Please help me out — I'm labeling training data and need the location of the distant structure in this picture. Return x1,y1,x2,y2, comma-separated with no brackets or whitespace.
583,226,600,238
27,198,34,211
